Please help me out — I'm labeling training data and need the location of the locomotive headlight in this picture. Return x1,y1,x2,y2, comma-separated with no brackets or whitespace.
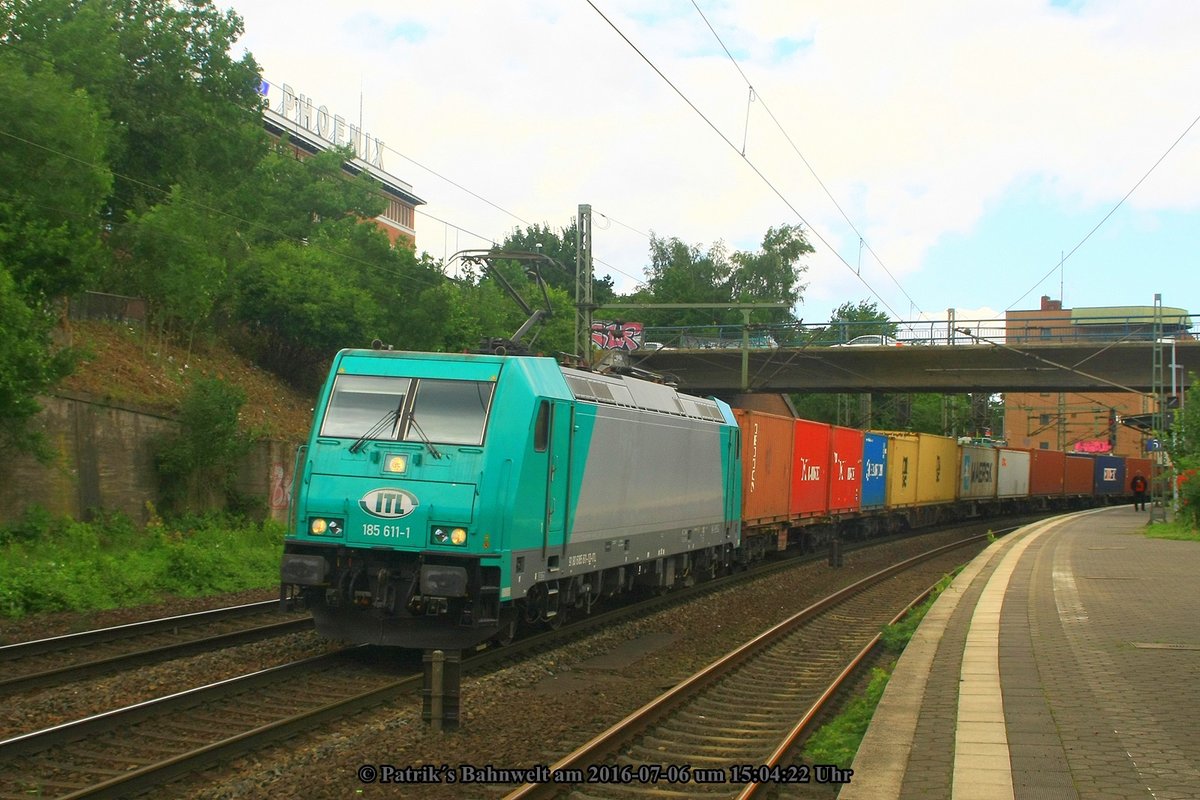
384,454,407,474
431,526,469,546
309,517,345,537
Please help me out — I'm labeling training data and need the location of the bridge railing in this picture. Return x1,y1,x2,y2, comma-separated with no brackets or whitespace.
641,313,1196,350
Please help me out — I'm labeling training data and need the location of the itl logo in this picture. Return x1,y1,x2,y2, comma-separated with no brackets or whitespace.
360,488,419,518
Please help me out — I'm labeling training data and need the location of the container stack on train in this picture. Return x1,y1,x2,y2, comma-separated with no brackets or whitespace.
727,410,1140,555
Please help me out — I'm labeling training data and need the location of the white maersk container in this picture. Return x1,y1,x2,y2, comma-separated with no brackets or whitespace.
996,448,1031,498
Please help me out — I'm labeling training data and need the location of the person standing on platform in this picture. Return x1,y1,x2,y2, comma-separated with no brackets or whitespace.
1130,472,1148,511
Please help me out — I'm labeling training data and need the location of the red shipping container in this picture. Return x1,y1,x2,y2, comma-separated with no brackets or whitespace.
1029,449,1065,496
1126,457,1153,492
1064,455,1093,495
733,409,794,527
791,418,831,518
828,425,863,514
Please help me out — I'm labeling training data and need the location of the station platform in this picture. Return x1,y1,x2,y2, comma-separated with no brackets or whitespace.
841,506,1200,800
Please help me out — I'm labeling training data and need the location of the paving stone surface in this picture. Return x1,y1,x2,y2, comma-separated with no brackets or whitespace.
844,507,1200,800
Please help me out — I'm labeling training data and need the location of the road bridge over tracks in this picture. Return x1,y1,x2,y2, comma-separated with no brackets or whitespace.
628,339,1199,394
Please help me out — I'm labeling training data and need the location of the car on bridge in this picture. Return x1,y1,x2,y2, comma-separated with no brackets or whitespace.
832,334,904,347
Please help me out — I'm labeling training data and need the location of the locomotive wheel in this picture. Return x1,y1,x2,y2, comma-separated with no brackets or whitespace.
494,616,518,647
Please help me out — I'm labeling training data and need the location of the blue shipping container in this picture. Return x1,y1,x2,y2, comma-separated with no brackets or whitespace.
1090,454,1126,496
862,432,888,509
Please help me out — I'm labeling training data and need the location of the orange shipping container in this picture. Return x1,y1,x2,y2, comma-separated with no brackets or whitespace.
1029,449,1065,496
733,409,793,527
1126,457,1153,492
1064,455,1093,495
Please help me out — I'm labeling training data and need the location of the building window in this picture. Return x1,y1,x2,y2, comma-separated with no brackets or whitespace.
1039,413,1051,425
381,196,414,229
1039,442,1049,449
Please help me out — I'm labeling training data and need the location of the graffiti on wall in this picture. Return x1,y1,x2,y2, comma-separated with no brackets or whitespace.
270,463,294,510
591,321,645,351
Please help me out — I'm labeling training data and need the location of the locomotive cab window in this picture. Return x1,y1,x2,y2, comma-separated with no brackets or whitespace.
533,401,549,452
320,374,496,446
403,379,495,446
320,375,411,439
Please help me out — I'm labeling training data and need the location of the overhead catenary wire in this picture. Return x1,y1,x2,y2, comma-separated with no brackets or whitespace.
688,0,925,319
1006,107,1200,311
585,0,905,322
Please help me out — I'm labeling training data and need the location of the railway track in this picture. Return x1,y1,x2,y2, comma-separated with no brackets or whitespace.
500,533,985,800
0,527,999,798
0,601,311,696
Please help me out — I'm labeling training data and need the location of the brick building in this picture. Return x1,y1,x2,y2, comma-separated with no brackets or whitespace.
1002,296,1190,456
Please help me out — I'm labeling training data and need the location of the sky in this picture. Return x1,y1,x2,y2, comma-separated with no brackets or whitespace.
229,0,1200,329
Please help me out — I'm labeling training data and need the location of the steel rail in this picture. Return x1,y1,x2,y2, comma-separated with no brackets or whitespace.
0,617,313,696
0,599,283,660
501,532,991,800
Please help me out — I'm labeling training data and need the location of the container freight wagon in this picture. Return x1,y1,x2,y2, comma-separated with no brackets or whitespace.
733,409,793,547
861,433,888,511
1064,455,1094,498
828,426,864,515
791,419,832,518
914,433,959,506
996,449,1031,499
959,444,998,501
1030,449,1066,497
1089,454,1127,497
879,432,919,508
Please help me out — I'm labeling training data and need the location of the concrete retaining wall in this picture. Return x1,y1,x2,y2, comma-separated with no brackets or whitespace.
0,393,300,526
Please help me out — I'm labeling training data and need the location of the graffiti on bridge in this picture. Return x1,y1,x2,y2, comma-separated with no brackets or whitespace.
591,321,645,351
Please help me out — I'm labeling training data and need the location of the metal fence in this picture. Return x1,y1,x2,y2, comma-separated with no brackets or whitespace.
642,313,1197,350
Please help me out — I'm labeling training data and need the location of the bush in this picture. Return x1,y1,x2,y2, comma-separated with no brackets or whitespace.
156,377,250,512
0,511,283,619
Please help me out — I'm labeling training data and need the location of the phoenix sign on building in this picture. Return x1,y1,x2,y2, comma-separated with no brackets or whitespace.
260,81,424,247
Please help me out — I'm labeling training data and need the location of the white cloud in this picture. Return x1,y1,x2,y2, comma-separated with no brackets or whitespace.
233,0,1200,323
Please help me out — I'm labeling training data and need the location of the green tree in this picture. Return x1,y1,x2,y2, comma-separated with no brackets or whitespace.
730,223,811,323
818,300,898,345
235,241,384,390
0,269,75,452
3,0,265,219
1167,375,1200,528
0,57,112,300
0,56,109,453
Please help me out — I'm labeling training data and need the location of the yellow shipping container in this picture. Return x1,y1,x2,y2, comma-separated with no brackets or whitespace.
915,432,959,505
876,432,918,508
875,431,959,507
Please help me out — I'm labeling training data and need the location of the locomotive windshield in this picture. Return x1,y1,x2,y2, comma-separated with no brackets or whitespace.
320,374,496,446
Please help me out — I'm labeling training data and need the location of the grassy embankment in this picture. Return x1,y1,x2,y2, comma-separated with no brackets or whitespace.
0,508,282,620
802,569,959,768
1145,519,1200,541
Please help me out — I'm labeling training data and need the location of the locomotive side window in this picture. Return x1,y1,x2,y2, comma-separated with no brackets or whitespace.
402,379,496,446
320,375,411,439
533,401,550,452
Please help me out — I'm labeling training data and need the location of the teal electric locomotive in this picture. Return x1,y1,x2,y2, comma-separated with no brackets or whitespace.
280,348,743,649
